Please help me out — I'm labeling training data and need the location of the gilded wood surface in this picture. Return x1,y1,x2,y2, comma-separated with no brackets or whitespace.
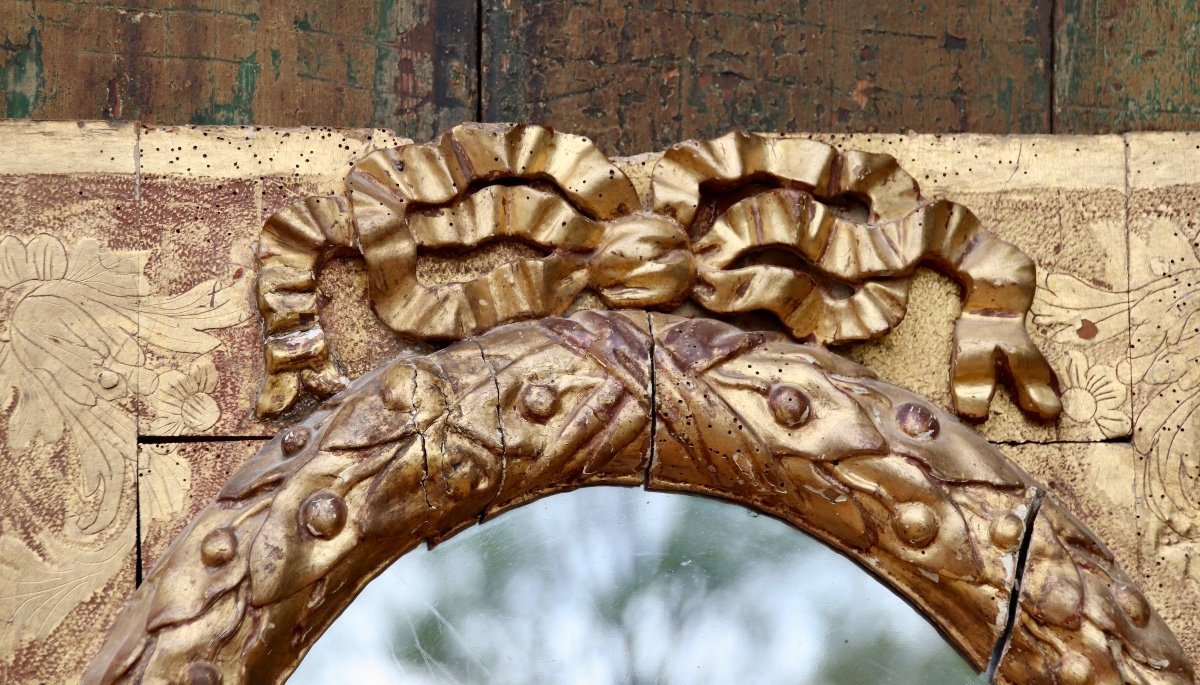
84,311,1190,685
0,122,1198,683
252,124,1057,423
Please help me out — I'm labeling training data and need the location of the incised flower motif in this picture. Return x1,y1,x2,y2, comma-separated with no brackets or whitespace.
1035,221,1200,536
1058,350,1129,439
150,356,221,436
0,233,246,652
0,234,244,533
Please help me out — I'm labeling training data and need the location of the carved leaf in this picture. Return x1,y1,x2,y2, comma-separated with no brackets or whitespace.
0,522,130,655
4,372,64,451
0,233,246,657
7,279,139,535
81,311,1191,685
0,233,67,285
140,445,191,524
139,278,249,354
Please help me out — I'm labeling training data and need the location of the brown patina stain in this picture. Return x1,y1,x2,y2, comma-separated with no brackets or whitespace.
1076,319,1099,340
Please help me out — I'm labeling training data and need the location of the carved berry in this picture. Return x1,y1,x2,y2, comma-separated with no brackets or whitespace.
199,528,237,568
518,383,559,423
893,502,939,548
281,427,310,456
895,403,939,440
184,661,222,685
300,491,348,539
768,384,811,428
989,512,1025,551
1055,653,1093,685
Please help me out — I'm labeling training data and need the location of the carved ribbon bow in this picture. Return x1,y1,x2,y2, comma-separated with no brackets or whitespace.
255,123,1060,423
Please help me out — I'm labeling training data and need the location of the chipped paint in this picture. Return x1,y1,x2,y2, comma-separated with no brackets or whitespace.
1,26,42,118
191,53,260,125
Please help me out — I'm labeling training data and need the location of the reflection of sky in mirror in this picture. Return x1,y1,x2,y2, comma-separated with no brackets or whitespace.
293,488,985,684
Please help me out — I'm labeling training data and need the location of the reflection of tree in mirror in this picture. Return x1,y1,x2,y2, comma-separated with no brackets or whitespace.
294,488,984,685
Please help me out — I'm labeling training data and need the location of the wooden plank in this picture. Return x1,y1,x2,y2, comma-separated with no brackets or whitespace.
1118,131,1200,661
0,131,139,683
482,0,1053,155
16,1,1200,141
0,0,477,139
0,120,136,174
1056,2,1200,132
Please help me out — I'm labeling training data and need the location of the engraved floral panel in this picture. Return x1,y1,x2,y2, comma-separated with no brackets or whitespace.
0,230,246,681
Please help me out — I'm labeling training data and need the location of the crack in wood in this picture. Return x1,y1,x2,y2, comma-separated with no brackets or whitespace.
987,486,1044,682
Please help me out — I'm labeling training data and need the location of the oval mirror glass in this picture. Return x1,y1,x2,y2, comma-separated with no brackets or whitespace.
293,487,984,684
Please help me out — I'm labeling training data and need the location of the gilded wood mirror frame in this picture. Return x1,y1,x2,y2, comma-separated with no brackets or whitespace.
3,123,1189,685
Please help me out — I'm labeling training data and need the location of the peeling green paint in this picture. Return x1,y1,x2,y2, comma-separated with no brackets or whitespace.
191,52,259,125
1055,0,1200,131
271,49,282,81
371,0,398,126
1,26,43,118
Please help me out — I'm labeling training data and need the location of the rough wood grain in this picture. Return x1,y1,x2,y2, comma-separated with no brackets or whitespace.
10,1,1200,142
0,0,477,139
1056,2,1200,133
482,0,1053,155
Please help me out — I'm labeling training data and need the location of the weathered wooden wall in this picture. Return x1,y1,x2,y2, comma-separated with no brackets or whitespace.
482,1,1054,153
1,1,1198,152
1055,2,1200,131
0,0,477,140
